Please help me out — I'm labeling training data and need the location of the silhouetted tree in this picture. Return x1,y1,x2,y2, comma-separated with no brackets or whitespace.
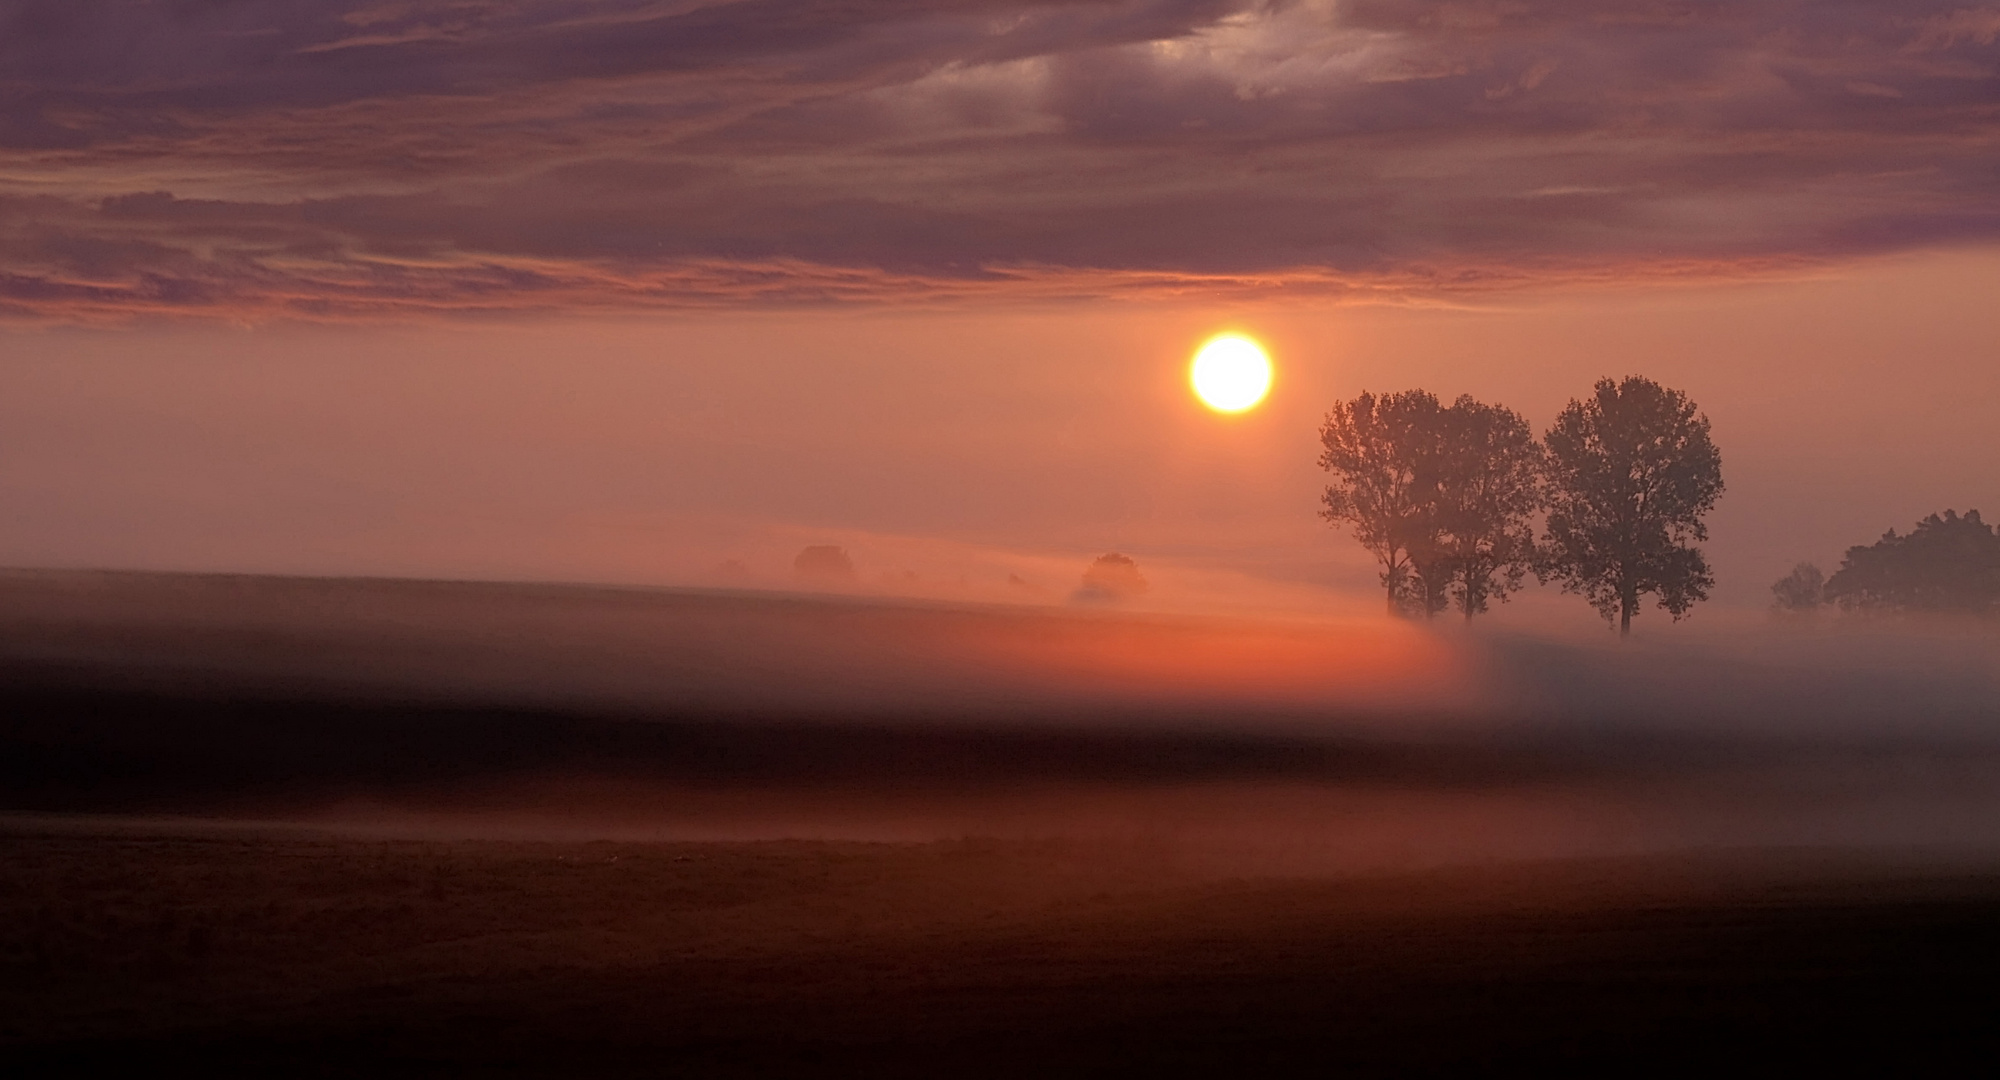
1430,396,1544,621
1823,510,2000,615
1320,391,1544,621
1770,562,1825,613
1318,390,1448,616
1539,376,1724,636
1402,526,1455,620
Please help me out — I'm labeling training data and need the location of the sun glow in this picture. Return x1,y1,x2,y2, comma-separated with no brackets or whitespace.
1189,334,1273,413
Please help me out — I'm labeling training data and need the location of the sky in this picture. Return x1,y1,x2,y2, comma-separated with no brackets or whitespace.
2,1,1998,627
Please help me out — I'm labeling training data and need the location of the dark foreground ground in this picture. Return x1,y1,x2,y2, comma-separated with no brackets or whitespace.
7,823,2000,1076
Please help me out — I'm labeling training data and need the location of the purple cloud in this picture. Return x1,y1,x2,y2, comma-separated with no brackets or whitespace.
2,0,1997,317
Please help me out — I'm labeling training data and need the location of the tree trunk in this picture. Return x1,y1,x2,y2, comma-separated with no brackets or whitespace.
1619,582,1636,638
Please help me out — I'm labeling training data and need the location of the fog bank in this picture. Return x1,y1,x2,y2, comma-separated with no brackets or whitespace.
0,570,1990,740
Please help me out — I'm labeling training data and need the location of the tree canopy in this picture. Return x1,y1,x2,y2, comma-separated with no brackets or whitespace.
1538,376,1724,636
1823,510,2000,615
1318,390,1446,617
1319,390,1542,620
1426,396,1543,621
1770,562,1826,613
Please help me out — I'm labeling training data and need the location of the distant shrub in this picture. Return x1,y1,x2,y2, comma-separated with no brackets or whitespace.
1073,553,1148,605
1770,562,1825,613
793,546,856,583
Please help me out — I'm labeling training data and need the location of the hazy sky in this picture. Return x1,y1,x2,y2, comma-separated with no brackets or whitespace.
2,1,1997,626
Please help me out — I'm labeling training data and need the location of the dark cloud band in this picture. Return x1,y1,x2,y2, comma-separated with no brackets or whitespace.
3,0,1997,317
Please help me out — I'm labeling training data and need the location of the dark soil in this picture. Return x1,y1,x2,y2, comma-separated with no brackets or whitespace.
6,826,2000,1076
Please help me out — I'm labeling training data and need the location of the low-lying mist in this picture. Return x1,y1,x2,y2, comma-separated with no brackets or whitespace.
1,569,1995,873
2,568,1991,735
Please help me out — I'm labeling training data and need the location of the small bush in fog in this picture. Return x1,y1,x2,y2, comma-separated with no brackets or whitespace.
793,546,856,583
1074,553,1148,605
1770,563,1826,613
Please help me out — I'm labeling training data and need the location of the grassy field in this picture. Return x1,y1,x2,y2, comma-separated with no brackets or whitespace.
8,822,2000,1074
5,572,1999,1073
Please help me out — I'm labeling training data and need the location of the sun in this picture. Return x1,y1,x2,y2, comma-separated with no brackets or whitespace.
1189,334,1272,413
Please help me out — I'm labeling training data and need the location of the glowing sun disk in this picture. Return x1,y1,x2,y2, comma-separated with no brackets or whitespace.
1190,335,1272,413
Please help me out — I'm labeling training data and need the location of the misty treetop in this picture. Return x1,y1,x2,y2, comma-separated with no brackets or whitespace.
1770,562,1827,613
1317,389,1439,617
1538,377,1724,636
1318,389,1543,622
1318,376,1724,635
1074,552,1150,605
1817,510,2000,615
1425,397,1544,621
794,545,856,583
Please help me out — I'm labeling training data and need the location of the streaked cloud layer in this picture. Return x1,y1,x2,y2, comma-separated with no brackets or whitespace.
5,0,1998,317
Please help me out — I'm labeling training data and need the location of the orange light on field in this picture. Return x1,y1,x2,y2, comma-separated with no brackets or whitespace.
1189,334,1273,413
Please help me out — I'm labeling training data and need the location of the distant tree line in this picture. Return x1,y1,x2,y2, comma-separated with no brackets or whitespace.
1319,376,1724,636
1772,509,2000,617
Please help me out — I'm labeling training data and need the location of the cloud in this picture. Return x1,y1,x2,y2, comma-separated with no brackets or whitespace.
2,0,1998,318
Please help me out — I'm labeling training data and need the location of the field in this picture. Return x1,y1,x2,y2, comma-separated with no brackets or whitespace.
4,571,2000,1073
10,824,2000,1074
